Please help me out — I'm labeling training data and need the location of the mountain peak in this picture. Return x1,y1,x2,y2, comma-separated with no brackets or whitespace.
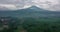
28,6,40,9
30,6,39,8
24,6,47,11
15,5,49,12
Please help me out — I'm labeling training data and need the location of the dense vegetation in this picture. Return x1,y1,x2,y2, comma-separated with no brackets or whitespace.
22,17,60,32
0,17,60,32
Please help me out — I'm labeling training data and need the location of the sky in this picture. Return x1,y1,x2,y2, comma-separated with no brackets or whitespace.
0,0,60,11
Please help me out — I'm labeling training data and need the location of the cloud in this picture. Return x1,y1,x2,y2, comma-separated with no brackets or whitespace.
0,0,33,10
33,0,60,11
0,4,17,10
0,0,60,11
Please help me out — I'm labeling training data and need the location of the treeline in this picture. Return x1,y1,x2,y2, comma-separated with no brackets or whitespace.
0,17,60,32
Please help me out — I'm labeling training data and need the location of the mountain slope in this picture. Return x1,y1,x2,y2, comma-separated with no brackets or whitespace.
0,6,60,18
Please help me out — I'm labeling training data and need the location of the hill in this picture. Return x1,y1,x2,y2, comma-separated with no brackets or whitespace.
0,6,60,18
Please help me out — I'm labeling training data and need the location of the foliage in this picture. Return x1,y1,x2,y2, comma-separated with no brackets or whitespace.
0,17,60,32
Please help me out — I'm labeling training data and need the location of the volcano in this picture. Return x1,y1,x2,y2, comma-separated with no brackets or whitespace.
0,6,60,18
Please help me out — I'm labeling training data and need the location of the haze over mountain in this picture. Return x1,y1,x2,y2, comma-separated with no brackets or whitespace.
0,6,60,18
